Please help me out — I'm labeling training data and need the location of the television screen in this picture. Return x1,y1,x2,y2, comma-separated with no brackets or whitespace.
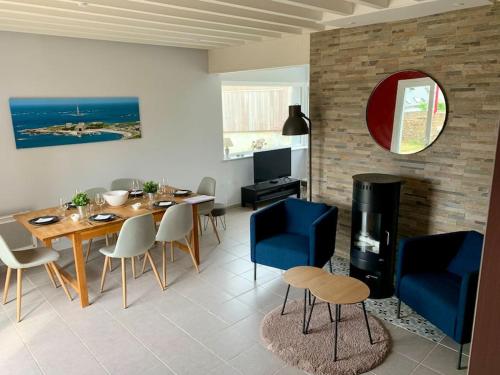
253,148,291,183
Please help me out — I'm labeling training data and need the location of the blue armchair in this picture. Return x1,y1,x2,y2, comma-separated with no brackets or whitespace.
250,198,338,279
395,231,484,369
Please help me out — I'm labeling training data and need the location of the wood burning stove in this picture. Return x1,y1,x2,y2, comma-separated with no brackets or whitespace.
349,174,402,299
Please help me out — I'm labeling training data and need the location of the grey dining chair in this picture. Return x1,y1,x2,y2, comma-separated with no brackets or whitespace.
110,178,143,191
154,203,199,288
98,213,163,309
196,177,220,244
84,187,111,265
0,235,72,322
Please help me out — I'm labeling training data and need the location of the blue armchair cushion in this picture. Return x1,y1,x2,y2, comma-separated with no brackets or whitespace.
447,231,484,277
284,198,329,236
255,233,310,270
399,272,461,338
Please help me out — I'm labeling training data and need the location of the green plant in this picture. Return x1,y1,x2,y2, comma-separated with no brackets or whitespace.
143,181,159,194
72,192,90,207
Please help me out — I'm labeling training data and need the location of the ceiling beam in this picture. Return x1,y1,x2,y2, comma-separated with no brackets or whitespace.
349,0,390,9
204,0,323,21
0,24,221,49
0,10,245,45
141,0,324,31
0,4,262,41
274,0,354,16
0,0,302,35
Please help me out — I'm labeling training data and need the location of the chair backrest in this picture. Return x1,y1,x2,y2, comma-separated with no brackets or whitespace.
156,203,193,242
447,231,484,277
85,187,107,200
197,177,216,196
111,178,143,191
113,214,156,257
284,198,330,237
0,235,21,268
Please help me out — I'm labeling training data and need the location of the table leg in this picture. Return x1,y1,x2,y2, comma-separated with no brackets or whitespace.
71,233,89,308
303,289,307,334
191,204,200,265
334,304,339,361
362,301,373,345
281,284,290,315
327,303,333,322
305,296,316,334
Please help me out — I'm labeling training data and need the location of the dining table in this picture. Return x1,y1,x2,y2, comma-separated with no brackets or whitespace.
13,187,213,308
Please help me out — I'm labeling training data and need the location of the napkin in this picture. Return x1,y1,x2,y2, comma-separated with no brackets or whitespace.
35,217,54,224
158,201,173,207
175,190,188,194
94,214,112,221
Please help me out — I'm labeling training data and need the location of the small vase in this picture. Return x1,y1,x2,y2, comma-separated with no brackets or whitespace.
148,192,155,202
77,205,87,218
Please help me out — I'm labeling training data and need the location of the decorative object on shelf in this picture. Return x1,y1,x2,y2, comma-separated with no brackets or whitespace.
9,97,141,149
282,105,312,201
349,174,402,299
72,192,90,218
366,70,448,154
223,137,233,158
143,181,159,201
251,138,267,151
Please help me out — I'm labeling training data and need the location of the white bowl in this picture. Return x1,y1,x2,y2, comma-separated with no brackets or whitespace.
103,190,129,207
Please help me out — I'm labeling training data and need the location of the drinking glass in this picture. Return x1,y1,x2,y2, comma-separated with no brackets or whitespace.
95,193,105,212
58,197,67,215
161,177,168,194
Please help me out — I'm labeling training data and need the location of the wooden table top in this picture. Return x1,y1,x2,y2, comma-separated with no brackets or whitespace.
13,189,209,241
309,274,370,305
283,266,327,288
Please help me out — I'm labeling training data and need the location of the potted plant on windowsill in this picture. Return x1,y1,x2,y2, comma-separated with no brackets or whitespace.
72,192,90,218
143,181,159,202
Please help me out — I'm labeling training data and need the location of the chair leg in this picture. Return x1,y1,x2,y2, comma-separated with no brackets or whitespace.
185,236,200,273
162,242,168,288
170,241,175,262
397,298,401,319
131,256,136,279
141,253,148,274
208,213,221,244
254,263,257,281
458,344,464,370
146,251,164,290
100,256,109,293
85,239,93,263
50,263,72,301
121,258,127,309
328,259,333,273
3,267,12,305
198,215,203,235
16,269,22,322
108,258,112,272
44,264,58,288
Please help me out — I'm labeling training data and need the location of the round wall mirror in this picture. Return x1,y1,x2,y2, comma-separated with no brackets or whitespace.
366,70,448,154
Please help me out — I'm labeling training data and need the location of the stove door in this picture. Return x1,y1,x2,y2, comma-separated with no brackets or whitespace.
352,209,382,254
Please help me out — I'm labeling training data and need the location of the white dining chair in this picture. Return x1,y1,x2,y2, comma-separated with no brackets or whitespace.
110,178,143,191
0,235,72,322
196,177,220,244
98,213,163,309
84,187,111,265
153,203,199,288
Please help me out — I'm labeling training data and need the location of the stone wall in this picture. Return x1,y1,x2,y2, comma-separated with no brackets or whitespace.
310,4,500,256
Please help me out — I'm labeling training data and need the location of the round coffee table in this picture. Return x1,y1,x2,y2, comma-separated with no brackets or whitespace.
282,266,331,334
307,274,373,361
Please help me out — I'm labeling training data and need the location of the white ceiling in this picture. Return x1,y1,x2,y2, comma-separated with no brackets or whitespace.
0,0,492,50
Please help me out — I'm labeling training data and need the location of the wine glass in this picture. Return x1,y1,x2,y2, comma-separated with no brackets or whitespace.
95,193,105,212
161,177,168,194
58,197,67,215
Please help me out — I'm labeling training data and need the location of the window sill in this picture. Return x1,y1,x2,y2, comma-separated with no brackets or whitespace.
223,146,308,162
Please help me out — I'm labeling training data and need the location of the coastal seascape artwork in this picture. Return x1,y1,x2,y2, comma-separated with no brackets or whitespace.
10,97,141,149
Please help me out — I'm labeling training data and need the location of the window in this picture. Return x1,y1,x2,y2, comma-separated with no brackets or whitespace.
221,83,308,159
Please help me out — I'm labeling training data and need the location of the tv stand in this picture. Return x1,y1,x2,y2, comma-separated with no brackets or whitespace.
241,177,300,210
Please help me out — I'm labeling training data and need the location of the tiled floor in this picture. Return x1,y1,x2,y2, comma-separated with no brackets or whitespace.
0,207,469,375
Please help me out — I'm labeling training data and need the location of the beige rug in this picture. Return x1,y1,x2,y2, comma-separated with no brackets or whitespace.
261,300,391,375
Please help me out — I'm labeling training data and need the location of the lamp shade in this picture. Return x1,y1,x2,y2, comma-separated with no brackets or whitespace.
282,105,309,135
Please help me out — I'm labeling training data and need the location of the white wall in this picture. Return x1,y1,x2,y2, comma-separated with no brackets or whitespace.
0,32,306,216
208,34,310,74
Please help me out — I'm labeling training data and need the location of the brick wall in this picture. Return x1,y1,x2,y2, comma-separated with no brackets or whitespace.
310,4,500,257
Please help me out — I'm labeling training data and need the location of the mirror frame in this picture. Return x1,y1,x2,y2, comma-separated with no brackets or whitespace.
366,70,449,155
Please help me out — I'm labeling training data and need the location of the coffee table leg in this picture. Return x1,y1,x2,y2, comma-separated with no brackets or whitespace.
305,296,316,334
334,304,339,361
362,301,373,345
327,303,333,322
338,305,342,321
302,289,307,334
281,285,290,315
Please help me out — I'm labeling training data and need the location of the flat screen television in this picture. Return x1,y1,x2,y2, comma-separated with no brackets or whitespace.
253,147,291,183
